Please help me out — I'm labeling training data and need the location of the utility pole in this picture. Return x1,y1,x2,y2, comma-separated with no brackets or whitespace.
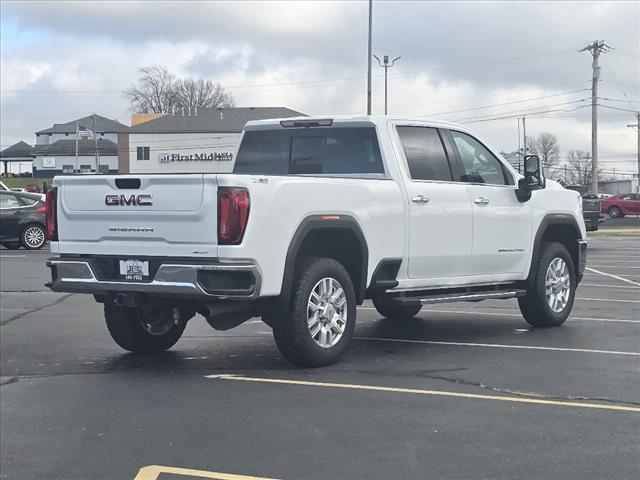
522,116,527,158
517,117,521,172
628,113,639,192
374,55,401,115
366,0,373,115
580,40,611,194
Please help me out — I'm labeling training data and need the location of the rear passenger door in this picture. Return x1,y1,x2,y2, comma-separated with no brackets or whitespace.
396,126,473,280
446,129,532,276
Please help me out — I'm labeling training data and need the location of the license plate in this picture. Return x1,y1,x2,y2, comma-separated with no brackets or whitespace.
119,259,149,281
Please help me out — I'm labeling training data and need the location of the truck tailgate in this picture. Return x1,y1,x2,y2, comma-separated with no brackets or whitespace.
54,174,218,258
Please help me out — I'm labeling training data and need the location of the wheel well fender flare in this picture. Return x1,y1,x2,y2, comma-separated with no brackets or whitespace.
527,214,583,282
279,215,369,307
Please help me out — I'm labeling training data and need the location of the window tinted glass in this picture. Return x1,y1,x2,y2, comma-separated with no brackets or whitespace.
234,127,384,176
397,127,452,181
450,131,508,185
0,193,20,209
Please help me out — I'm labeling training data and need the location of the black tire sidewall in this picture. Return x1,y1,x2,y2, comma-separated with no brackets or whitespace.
20,224,46,250
521,242,576,327
274,257,356,367
104,305,185,353
609,206,622,218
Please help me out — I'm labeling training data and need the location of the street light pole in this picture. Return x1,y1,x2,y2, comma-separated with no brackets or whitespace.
366,0,373,115
374,54,401,115
628,113,639,192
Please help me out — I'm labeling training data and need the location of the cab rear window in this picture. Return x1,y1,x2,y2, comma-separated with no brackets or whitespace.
233,127,385,176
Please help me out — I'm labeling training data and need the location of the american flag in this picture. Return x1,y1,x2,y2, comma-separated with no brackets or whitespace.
78,125,94,139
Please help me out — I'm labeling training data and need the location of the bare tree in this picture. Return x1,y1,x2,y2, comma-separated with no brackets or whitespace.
124,66,178,113
124,66,235,113
174,78,235,110
529,132,560,168
565,150,599,187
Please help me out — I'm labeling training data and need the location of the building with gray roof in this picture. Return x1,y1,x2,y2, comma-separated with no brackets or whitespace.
124,106,304,174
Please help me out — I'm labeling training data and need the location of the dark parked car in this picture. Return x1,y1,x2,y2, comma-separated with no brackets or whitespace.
600,193,640,218
564,186,604,231
0,191,47,249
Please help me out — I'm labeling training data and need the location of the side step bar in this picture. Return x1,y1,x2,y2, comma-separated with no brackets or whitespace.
392,289,527,306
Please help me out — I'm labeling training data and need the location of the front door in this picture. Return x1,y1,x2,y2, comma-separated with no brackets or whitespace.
446,130,532,276
396,126,473,279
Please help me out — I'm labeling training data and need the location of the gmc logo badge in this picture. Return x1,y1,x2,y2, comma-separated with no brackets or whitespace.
105,194,153,206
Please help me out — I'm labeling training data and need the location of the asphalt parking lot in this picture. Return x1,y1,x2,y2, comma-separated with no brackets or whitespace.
1,235,639,480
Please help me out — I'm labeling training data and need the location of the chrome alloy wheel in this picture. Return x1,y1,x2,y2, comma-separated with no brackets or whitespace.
307,277,348,348
23,226,45,248
545,257,571,313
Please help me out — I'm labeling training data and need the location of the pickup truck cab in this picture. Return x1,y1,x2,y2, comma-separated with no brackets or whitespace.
46,117,587,366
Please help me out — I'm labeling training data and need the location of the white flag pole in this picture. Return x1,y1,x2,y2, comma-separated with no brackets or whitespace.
74,122,79,173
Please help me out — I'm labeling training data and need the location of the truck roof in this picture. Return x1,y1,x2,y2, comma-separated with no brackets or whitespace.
244,115,474,133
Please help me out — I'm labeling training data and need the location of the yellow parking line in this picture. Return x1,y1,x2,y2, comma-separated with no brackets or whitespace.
585,267,640,286
134,465,280,480
215,376,640,413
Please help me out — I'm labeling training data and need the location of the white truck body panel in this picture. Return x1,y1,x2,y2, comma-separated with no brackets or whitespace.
49,116,586,299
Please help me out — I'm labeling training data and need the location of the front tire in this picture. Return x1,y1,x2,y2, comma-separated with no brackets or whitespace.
518,241,576,328
272,257,356,367
21,224,46,250
608,206,623,218
372,297,422,319
1,242,21,250
104,305,186,353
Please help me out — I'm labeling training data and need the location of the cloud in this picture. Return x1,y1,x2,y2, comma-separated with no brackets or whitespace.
1,0,638,174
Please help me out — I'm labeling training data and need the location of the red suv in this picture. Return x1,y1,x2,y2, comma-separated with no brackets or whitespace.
600,193,640,218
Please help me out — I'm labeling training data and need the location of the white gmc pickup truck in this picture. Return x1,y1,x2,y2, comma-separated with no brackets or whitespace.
46,116,587,366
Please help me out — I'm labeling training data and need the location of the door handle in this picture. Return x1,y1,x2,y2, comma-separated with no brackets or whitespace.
14,210,23,215
412,195,429,204
474,197,490,205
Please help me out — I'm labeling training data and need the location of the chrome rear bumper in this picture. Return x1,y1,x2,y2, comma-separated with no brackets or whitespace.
46,257,261,299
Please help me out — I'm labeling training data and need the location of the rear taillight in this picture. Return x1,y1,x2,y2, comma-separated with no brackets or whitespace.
45,187,58,241
218,187,250,245
36,206,46,213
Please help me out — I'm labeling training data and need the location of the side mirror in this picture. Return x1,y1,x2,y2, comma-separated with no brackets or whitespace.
516,155,546,202
524,154,545,190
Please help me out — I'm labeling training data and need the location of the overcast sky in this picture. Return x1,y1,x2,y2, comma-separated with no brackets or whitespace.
1,0,638,176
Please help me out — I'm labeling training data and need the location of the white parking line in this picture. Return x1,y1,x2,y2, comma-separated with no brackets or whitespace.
589,265,640,269
580,283,640,290
355,336,640,356
0,255,26,258
577,297,640,304
357,307,640,323
585,267,640,286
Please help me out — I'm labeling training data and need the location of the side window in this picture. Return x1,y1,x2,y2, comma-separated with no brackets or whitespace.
450,131,509,185
0,193,20,209
620,194,633,200
397,127,452,181
136,146,150,161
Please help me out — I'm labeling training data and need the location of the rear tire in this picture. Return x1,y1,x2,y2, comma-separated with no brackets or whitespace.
104,305,186,353
1,242,21,250
518,241,576,328
272,257,356,367
608,206,623,218
21,224,46,250
372,297,422,319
